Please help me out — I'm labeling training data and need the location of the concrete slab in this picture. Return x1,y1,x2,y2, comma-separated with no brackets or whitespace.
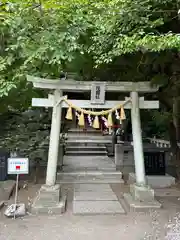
73,200,125,215
123,193,161,212
74,191,118,201
73,183,126,215
129,173,175,188
74,183,112,192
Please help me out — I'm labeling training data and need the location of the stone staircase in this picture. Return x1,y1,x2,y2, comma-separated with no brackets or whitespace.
57,128,123,184
57,128,125,215
66,128,113,144
65,128,109,157
65,145,107,156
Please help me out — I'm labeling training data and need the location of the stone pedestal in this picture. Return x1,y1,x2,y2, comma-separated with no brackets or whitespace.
31,184,66,215
124,183,161,211
115,144,124,170
129,172,176,188
130,184,154,201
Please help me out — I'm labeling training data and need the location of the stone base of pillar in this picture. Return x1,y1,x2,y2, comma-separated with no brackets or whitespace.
123,183,161,211
31,184,67,215
130,184,154,201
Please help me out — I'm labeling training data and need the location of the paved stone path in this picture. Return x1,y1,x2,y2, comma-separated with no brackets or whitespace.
73,184,125,215
0,183,180,239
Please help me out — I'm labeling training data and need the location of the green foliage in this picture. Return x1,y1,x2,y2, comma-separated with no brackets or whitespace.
88,0,180,65
0,110,51,160
0,0,93,102
1,0,179,99
149,110,171,138
0,0,180,141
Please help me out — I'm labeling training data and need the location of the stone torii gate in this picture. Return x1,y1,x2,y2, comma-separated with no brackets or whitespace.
28,75,161,213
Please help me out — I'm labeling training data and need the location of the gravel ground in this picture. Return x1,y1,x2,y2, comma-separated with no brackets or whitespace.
0,183,180,240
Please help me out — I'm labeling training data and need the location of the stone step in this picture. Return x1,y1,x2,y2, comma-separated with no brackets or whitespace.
62,167,117,172
58,171,122,177
74,183,112,191
66,146,106,151
62,156,116,172
66,139,112,144
67,144,106,147
66,148,107,151
68,135,112,139
57,172,123,184
63,155,115,164
57,178,123,184
63,163,115,169
68,132,103,136
65,151,107,156
66,142,106,146
68,128,102,133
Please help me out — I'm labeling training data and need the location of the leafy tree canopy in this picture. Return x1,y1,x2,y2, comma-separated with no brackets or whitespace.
1,1,180,175
0,0,180,97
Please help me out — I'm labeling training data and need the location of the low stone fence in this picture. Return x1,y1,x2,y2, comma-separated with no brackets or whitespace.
148,137,171,148
148,137,180,148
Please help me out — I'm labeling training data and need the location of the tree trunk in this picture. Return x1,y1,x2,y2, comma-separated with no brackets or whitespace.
168,120,180,180
173,98,180,142
157,91,180,180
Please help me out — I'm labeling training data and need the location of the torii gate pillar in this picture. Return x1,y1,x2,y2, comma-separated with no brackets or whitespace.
123,91,161,210
131,91,146,185
46,90,62,186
